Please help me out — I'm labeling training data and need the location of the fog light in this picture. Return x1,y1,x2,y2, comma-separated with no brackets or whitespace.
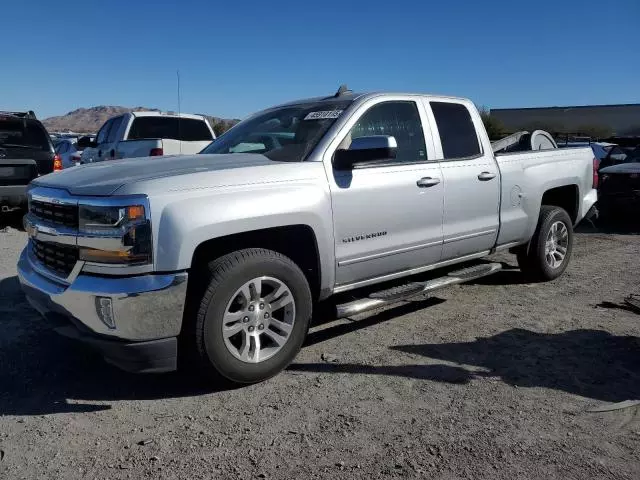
95,297,116,329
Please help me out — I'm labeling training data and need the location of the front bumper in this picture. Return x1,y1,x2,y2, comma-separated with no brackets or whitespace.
17,246,188,372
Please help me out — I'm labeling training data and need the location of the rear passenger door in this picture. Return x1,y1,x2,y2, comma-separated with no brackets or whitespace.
425,100,500,260
101,115,124,161
83,121,109,163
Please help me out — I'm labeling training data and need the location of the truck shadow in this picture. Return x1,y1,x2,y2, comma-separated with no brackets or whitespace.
306,297,446,346
290,328,640,403
4,270,637,414
0,276,230,416
0,274,444,416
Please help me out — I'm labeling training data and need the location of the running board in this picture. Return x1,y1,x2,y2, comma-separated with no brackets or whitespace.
335,262,502,318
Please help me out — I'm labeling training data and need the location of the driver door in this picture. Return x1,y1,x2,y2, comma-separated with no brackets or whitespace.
324,97,444,289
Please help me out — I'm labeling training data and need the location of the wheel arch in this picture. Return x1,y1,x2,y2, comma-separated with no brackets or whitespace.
189,225,323,301
540,184,579,224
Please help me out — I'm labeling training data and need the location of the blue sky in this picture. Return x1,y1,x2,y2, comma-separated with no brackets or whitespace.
2,0,638,120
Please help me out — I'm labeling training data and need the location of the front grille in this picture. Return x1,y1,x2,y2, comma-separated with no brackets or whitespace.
32,239,79,277
30,200,78,228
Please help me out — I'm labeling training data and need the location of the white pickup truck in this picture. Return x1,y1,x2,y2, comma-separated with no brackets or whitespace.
78,111,215,163
19,87,598,384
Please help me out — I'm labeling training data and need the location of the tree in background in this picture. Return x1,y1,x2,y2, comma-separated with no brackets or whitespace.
207,117,240,137
478,107,507,141
213,121,227,137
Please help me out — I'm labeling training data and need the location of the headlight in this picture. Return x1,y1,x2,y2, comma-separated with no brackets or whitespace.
78,203,152,265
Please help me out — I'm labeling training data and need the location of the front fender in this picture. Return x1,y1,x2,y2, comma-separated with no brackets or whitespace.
151,182,336,294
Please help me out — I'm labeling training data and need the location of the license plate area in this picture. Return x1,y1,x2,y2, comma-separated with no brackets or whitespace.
0,165,31,179
0,166,16,177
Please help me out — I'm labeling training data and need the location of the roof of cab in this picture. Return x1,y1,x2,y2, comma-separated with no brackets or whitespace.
271,91,470,109
131,111,207,120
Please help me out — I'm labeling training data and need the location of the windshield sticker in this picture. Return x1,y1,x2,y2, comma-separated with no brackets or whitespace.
304,110,343,120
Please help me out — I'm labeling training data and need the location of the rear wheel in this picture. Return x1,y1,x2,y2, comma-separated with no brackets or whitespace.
189,248,312,384
517,206,573,281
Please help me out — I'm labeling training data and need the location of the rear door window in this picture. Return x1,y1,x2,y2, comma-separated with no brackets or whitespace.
128,117,178,140
430,102,481,160
177,119,213,141
128,117,213,141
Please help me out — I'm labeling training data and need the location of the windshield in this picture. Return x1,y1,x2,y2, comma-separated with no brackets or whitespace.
128,117,214,141
0,118,51,150
200,100,352,162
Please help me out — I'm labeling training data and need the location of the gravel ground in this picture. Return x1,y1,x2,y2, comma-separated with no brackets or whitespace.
1,216,639,480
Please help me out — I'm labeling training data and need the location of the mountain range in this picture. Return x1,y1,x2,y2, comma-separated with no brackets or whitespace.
42,106,239,135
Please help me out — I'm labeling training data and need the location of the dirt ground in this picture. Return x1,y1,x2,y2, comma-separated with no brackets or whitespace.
1,216,639,480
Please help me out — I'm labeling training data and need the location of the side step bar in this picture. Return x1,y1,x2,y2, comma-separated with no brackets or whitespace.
335,262,502,318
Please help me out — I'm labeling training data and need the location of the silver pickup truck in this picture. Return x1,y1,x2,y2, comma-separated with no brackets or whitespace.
18,88,598,384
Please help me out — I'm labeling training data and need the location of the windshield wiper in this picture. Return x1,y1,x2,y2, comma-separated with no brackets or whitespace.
0,143,41,149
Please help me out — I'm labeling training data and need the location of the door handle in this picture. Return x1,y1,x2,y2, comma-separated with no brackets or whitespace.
416,177,441,188
478,171,496,181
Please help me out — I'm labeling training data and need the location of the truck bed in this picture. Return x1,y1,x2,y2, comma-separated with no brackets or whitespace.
495,146,597,247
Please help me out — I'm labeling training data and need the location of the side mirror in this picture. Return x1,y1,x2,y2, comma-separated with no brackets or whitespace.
333,135,397,170
77,136,97,149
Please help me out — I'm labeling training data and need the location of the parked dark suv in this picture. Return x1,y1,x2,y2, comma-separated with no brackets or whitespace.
0,111,57,212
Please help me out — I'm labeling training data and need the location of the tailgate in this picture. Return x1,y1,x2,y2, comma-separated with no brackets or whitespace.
117,139,162,158
181,140,212,154
0,158,38,186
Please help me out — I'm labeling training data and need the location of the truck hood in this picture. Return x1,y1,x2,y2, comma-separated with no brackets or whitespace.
32,154,296,196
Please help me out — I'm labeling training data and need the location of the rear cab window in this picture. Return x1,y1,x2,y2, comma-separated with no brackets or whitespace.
127,117,213,141
0,117,51,151
430,101,482,160
179,119,214,141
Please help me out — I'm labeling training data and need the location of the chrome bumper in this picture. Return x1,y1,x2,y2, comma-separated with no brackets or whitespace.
17,246,188,342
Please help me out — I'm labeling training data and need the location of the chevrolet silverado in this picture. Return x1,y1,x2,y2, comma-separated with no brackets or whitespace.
18,87,598,384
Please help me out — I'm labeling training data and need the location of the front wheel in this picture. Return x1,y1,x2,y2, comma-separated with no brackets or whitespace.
190,248,312,384
517,206,574,281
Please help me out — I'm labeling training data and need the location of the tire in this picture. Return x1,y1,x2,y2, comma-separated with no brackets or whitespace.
189,248,312,384
517,206,573,282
